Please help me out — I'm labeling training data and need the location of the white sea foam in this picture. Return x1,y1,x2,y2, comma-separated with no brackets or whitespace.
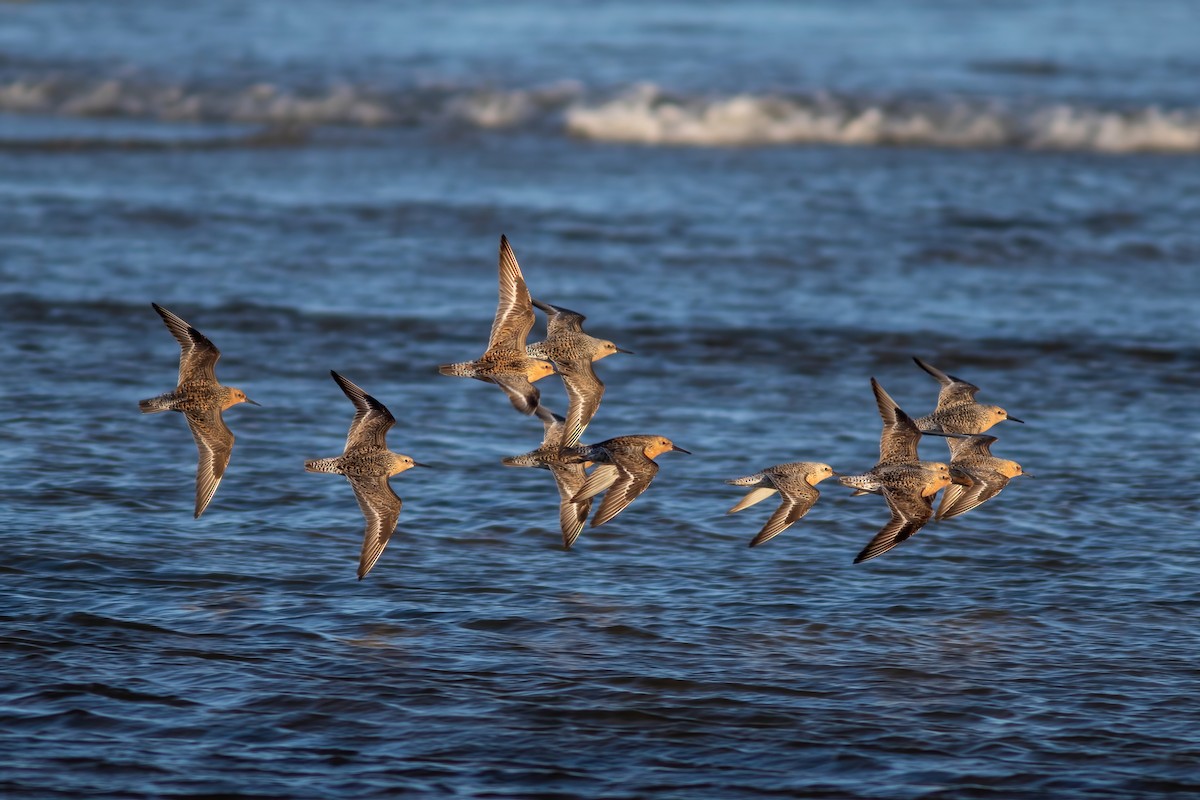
0,76,398,126
564,84,1200,154
2,75,1199,154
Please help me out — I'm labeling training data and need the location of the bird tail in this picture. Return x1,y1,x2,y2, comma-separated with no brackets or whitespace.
725,473,765,487
438,362,475,377
304,458,342,474
138,395,172,414
837,474,881,493
501,452,542,468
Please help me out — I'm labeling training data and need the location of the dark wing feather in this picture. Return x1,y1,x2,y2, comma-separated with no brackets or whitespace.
590,459,658,528
946,434,997,461
184,409,233,519
533,298,587,335
154,303,221,384
937,468,1009,521
330,371,395,451
853,486,934,563
348,475,402,580
549,462,591,548
872,378,923,465
490,374,541,415
572,463,620,503
913,357,981,409
488,235,537,352
558,359,604,449
749,482,819,547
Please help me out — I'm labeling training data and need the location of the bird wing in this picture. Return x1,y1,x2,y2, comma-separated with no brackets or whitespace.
549,462,591,548
572,463,621,503
749,482,819,547
937,468,1009,521
946,434,997,461
727,485,777,514
488,235,537,352
347,475,402,580
913,356,981,409
154,303,221,385
184,409,234,519
872,378,923,465
330,371,396,451
558,359,604,448
533,298,587,335
853,485,934,563
532,403,570,450
589,459,658,528
490,374,541,415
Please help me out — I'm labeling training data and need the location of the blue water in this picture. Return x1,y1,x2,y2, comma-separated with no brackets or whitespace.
3,2,1200,798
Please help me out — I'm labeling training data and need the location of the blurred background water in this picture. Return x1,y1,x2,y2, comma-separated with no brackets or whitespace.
2,1,1199,797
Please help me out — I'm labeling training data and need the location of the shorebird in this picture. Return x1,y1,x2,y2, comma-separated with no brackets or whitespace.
305,371,427,580
563,435,689,528
936,434,1028,521
725,461,838,547
526,299,631,448
139,303,259,519
842,461,953,563
838,378,953,563
439,235,556,415
912,356,1023,434
501,405,592,548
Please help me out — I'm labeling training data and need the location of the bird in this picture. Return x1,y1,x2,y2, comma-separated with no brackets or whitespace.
725,461,838,547
936,434,1028,521
139,302,259,519
526,298,632,448
438,235,556,415
844,461,953,563
912,356,1023,434
304,371,427,580
563,435,689,528
837,377,953,563
501,404,592,548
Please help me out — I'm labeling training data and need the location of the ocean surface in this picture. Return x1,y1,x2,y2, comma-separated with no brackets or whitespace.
3,1,1200,797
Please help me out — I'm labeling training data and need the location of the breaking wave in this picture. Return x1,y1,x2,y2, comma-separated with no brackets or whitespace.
2,73,1199,154
564,85,1200,153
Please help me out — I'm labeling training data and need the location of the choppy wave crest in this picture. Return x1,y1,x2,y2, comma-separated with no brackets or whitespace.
2,74,1199,154
565,85,1200,153
0,74,582,128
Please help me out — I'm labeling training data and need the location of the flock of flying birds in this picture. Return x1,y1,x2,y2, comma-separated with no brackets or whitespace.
139,235,1028,579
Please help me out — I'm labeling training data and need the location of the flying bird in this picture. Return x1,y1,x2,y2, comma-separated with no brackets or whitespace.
439,235,556,415
305,371,427,580
139,303,259,518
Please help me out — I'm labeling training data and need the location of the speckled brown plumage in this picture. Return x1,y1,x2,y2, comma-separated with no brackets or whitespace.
501,404,592,548
526,299,631,448
563,435,689,528
725,461,838,547
438,235,556,415
837,377,952,563
138,303,259,519
305,371,426,580
912,356,1023,434
936,434,1027,521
